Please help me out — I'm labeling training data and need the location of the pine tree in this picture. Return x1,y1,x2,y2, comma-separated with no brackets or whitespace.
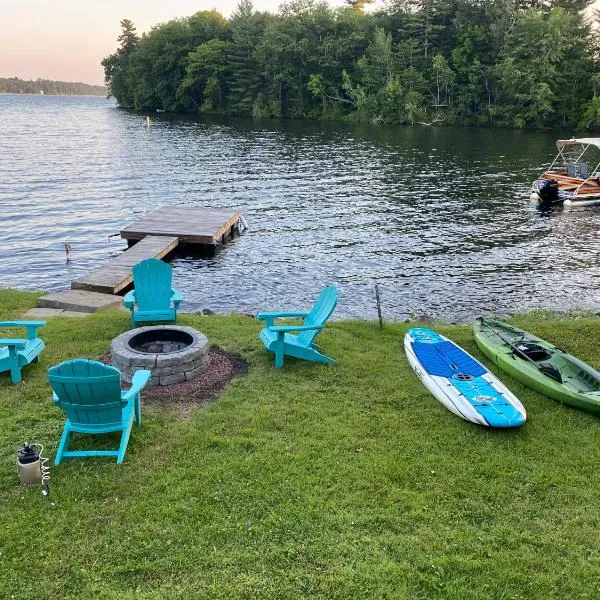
101,19,139,106
228,0,264,115
117,19,139,50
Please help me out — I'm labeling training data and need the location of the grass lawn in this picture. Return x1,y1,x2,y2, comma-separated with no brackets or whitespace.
1,288,600,599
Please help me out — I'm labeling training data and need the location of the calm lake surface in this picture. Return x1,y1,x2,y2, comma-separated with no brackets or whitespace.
1,94,599,321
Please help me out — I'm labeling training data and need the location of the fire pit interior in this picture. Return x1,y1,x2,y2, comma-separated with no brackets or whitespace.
112,325,209,386
128,328,193,354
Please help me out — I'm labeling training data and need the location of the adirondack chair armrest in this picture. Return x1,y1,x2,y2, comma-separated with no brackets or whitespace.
0,321,46,341
268,325,324,333
121,369,151,400
123,290,136,309
257,312,308,320
257,311,308,327
171,288,183,309
0,338,27,349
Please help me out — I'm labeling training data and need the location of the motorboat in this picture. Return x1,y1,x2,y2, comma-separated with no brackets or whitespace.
530,137,600,207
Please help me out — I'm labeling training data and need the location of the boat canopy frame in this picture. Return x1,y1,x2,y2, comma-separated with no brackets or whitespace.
546,138,600,193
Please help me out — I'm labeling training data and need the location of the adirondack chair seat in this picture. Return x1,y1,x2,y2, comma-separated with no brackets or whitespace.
49,359,151,464
123,299,177,325
0,321,46,383
124,258,183,328
0,338,44,365
257,285,338,368
259,327,326,359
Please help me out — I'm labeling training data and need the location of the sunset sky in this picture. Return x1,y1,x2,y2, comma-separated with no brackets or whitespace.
0,0,348,84
1,0,598,85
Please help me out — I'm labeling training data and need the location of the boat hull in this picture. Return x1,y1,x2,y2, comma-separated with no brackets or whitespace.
531,173,600,207
473,318,600,414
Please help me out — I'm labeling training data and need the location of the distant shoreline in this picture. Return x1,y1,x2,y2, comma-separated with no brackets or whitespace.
0,77,105,97
0,91,107,97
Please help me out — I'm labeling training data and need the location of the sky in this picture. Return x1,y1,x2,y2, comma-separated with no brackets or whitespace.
0,0,347,85
1,0,598,85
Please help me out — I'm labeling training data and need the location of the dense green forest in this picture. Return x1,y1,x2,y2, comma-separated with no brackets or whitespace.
102,0,600,129
0,77,106,96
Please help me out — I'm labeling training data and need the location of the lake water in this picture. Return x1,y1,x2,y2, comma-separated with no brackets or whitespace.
1,93,599,321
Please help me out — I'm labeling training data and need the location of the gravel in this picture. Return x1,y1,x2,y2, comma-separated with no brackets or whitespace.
100,347,248,417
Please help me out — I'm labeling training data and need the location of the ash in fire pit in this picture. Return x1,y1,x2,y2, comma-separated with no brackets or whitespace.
129,328,193,354
112,325,209,386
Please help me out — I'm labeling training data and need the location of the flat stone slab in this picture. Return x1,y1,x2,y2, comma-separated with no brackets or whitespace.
24,308,89,318
37,290,123,313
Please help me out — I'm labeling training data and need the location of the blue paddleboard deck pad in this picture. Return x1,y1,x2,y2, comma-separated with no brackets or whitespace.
404,328,526,428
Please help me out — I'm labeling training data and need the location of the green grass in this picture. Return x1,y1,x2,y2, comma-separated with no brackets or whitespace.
1,289,600,599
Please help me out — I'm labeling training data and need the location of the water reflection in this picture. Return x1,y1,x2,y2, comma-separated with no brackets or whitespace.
1,94,599,321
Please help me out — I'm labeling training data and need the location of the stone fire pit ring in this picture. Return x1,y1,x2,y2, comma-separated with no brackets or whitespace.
112,325,209,386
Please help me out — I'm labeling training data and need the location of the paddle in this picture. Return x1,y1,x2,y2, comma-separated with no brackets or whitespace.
476,317,563,383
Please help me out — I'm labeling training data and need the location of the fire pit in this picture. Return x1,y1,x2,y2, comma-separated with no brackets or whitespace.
111,325,209,386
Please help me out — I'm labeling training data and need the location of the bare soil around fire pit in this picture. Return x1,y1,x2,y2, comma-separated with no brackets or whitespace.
101,346,248,417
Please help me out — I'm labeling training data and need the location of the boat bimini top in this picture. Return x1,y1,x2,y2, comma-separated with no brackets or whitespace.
548,138,600,178
555,137,600,150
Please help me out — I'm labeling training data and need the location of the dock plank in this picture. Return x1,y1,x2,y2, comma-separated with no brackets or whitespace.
71,235,178,294
121,206,241,245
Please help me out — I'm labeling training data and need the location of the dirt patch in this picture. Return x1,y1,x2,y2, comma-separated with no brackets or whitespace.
100,347,248,418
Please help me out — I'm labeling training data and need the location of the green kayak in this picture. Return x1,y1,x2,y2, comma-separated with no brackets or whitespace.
473,317,600,415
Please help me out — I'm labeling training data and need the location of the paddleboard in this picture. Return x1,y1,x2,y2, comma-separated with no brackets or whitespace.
404,327,526,428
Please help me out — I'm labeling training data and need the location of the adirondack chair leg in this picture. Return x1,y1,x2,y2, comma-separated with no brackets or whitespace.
9,364,22,384
55,424,71,465
274,351,285,368
116,422,134,464
6,347,22,383
273,332,285,368
134,393,142,427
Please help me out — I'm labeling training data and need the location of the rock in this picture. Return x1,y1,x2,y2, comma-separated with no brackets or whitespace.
159,373,186,385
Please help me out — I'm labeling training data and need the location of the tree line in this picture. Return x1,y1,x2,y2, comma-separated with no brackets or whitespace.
0,77,106,96
102,0,600,129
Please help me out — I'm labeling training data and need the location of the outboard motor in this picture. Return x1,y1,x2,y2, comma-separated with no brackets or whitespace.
533,178,559,205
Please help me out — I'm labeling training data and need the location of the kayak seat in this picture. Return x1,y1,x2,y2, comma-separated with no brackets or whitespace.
538,363,563,383
411,341,486,379
514,342,551,362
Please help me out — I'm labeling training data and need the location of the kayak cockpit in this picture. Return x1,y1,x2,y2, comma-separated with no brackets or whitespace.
513,342,552,362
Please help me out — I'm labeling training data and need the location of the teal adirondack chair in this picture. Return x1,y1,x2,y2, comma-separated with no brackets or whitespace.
124,258,183,328
48,359,150,464
257,285,338,368
0,321,46,383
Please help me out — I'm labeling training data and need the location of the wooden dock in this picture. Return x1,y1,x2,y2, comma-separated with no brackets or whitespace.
68,206,243,297
121,206,242,247
71,235,179,294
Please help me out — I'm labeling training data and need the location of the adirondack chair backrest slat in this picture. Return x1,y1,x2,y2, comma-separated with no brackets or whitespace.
298,285,338,347
48,359,124,426
133,259,173,311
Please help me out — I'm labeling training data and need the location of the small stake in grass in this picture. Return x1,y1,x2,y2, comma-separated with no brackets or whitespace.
375,284,383,330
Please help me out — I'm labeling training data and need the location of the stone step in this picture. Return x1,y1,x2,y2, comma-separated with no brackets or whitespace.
37,290,123,313
24,307,89,318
